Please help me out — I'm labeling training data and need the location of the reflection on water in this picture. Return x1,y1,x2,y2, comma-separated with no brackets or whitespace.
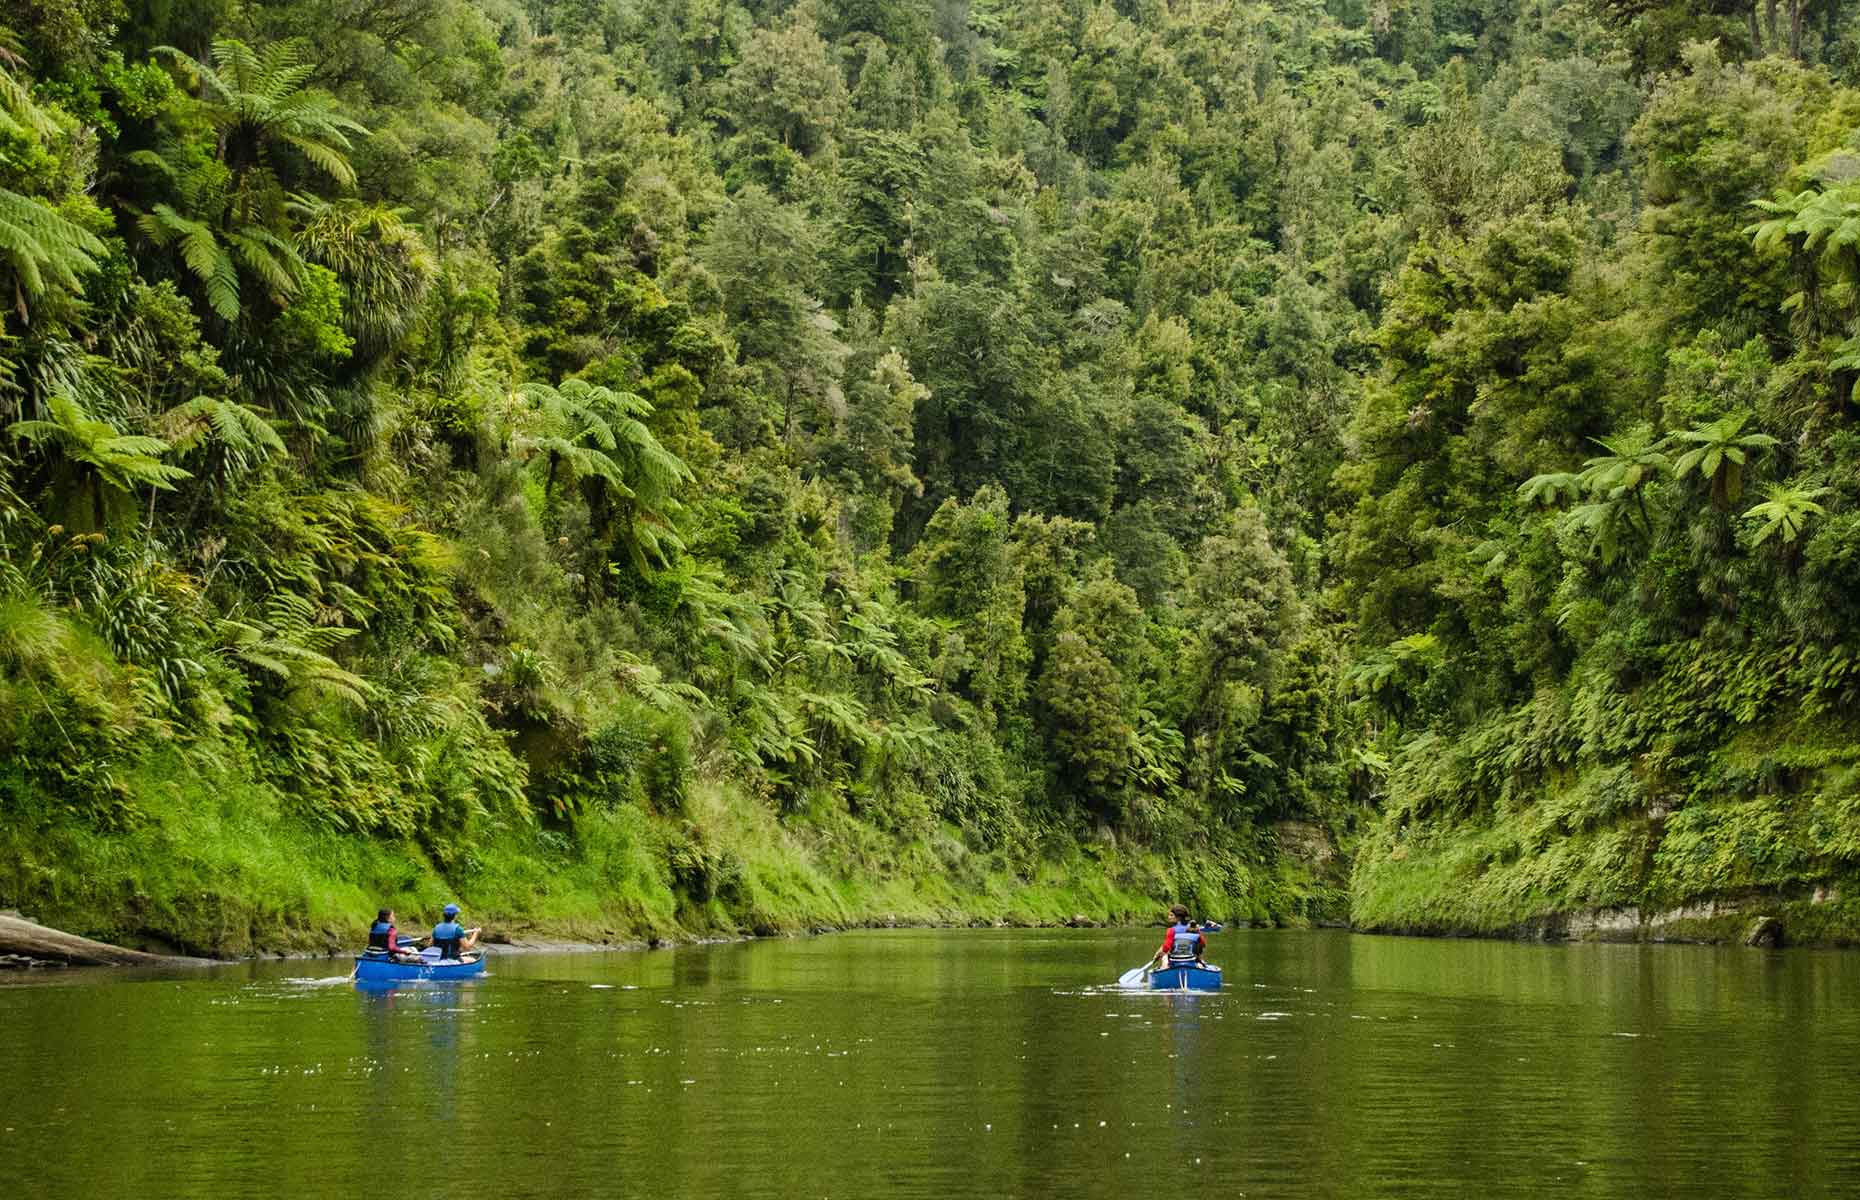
3,930,1859,1199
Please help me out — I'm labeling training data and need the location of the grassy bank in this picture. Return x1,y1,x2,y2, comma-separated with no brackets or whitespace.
0,750,1339,958
22,719,1860,953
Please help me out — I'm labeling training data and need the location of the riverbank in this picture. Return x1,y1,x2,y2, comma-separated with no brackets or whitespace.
1351,896,1858,949
15,766,1860,959
1349,812,1860,949
0,755,1348,961
15,883,1860,971
21,735,1860,959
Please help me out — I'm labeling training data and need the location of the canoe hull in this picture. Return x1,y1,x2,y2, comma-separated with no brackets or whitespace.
1150,963,1222,991
354,953,486,983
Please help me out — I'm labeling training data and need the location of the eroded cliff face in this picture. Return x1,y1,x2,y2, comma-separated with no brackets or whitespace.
1350,886,1860,948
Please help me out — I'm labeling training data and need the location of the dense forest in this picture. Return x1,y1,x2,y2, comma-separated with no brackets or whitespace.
5,0,1860,953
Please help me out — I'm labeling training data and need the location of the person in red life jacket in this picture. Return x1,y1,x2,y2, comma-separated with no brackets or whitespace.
1151,904,1208,970
365,908,420,960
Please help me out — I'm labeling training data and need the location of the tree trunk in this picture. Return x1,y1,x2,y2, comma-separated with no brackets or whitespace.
0,913,178,967
1790,0,1804,59
1749,3,1763,51
1765,0,1780,53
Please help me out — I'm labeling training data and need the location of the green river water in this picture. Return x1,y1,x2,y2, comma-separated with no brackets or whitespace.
3,928,1858,1198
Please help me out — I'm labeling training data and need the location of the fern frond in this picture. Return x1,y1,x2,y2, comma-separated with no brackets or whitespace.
286,134,357,187
0,63,55,139
0,189,107,297
124,148,178,179
619,418,695,485
206,252,241,320
228,228,303,297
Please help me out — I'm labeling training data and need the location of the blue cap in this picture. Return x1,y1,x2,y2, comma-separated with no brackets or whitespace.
443,903,460,917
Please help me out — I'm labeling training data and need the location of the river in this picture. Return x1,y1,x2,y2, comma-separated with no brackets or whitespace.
3,928,1857,1198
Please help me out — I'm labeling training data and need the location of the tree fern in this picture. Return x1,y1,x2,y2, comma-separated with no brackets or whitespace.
511,379,695,569
1743,482,1830,547
502,381,693,572
157,39,366,189
674,568,772,678
1748,178,1860,369
227,227,302,297
138,197,309,320
132,39,358,329
841,605,933,698
8,391,191,497
1669,412,1777,509
795,688,871,750
0,53,55,142
1517,470,1583,507
136,203,245,320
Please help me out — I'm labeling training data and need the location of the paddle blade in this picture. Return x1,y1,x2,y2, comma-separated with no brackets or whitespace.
1117,965,1150,988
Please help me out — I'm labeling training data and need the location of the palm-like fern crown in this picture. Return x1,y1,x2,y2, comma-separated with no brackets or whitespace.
7,391,191,494
156,395,285,482
133,182,304,321
161,39,367,189
502,379,695,568
1743,482,1830,547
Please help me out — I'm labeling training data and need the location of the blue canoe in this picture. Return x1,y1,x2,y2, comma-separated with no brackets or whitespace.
1150,963,1222,991
354,950,486,983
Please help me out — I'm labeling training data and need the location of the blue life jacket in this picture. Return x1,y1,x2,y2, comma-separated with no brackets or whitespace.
432,920,464,959
1166,924,1202,962
366,920,394,954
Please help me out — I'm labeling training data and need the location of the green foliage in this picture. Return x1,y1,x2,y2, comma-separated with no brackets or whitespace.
271,262,350,359
8,391,189,528
134,199,289,322
155,38,365,188
0,50,107,313
156,394,284,483
10,0,1860,953
1744,481,1830,546
0,188,106,303
292,197,434,363
1670,411,1777,508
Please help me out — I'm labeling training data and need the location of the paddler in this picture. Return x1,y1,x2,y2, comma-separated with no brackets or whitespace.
430,903,481,961
365,908,420,960
1150,904,1208,970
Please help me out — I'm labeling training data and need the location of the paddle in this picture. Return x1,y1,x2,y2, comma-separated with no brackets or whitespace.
1117,961,1155,988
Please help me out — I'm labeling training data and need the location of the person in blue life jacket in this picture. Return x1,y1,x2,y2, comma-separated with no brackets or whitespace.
365,908,421,960
1150,904,1208,970
430,903,481,961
